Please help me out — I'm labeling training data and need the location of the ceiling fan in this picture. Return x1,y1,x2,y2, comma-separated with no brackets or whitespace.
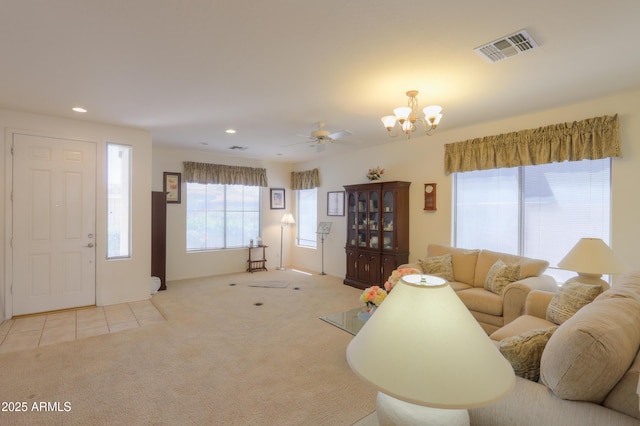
286,122,353,152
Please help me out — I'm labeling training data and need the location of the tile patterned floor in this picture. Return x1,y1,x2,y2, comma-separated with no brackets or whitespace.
0,300,165,354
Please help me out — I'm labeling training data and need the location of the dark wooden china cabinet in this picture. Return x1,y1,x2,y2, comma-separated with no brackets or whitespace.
343,181,410,290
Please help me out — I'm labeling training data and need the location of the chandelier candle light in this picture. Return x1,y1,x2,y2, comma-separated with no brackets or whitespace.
381,90,443,138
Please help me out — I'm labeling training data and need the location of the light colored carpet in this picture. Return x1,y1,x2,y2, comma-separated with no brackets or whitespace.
0,269,377,425
245,280,290,288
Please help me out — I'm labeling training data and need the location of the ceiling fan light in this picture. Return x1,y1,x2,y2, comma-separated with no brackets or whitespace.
393,106,411,120
381,115,397,130
401,120,413,133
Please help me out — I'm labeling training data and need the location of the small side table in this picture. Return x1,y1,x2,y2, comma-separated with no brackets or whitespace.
247,245,268,273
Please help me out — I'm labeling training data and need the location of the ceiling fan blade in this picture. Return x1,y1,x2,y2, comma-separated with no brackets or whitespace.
281,140,312,148
328,130,352,140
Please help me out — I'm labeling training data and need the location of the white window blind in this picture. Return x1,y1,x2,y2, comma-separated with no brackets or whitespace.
454,159,611,282
296,188,317,248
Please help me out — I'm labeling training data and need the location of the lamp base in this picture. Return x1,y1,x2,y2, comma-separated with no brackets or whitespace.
376,392,469,426
565,273,609,290
276,267,286,271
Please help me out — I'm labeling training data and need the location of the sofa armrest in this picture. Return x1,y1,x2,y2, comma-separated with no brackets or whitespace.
469,376,640,426
502,275,558,325
524,290,556,319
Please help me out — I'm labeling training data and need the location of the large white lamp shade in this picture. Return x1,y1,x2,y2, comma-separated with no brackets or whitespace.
346,275,515,425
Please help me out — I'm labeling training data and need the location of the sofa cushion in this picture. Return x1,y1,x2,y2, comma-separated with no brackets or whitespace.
540,296,640,403
545,281,602,325
484,259,521,296
426,244,479,285
500,326,558,382
418,254,454,281
490,314,556,342
474,250,548,287
603,349,640,420
448,281,473,292
457,288,503,316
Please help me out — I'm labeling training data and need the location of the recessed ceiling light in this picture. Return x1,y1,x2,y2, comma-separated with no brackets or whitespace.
225,129,236,134
72,107,87,113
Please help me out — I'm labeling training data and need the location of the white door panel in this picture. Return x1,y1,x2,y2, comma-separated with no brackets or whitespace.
12,133,96,315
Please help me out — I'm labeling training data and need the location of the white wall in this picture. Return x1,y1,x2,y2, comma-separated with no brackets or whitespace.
154,89,640,286
292,89,640,282
151,147,293,281
1,109,152,319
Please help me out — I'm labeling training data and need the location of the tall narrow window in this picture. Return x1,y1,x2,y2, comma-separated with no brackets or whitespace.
107,144,132,258
296,188,317,248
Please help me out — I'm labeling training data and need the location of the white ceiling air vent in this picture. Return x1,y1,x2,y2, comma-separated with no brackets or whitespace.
475,29,538,63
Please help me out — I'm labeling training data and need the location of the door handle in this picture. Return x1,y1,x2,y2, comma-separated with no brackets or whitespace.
86,242,94,248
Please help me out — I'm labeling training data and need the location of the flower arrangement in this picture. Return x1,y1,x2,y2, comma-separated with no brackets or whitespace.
360,285,387,312
366,166,385,181
384,267,422,291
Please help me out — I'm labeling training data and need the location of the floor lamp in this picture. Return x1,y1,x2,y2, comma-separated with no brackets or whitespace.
277,213,295,271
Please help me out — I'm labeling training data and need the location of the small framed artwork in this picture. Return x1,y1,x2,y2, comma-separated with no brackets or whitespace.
164,172,182,204
424,183,437,211
270,188,285,209
327,191,345,216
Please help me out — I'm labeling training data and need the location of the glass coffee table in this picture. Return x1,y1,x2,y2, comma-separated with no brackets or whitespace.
320,306,371,335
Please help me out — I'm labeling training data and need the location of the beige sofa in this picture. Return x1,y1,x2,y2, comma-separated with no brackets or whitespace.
400,244,558,334
470,273,640,425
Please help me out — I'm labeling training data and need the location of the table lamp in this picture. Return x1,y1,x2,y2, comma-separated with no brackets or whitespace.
346,274,515,425
557,238,628,289
276,213,295,271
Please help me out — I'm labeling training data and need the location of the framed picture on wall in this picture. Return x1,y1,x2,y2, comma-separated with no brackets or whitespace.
164,172,182,204
270,188,285,209
327,191,345,216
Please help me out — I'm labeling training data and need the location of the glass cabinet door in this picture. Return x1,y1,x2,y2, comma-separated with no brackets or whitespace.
382,190,394,250
368,191,379,249
357,192,367,247
347,192,357,246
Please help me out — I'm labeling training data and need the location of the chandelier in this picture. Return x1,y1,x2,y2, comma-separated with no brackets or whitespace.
381,90,443,138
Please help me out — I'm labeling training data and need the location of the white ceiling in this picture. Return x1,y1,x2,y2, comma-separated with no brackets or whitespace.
2,1,640,163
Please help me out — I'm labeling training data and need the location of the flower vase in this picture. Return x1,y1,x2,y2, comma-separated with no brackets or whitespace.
358,305,376,321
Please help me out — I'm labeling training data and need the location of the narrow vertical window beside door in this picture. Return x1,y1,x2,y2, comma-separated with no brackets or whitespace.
107,143,132,258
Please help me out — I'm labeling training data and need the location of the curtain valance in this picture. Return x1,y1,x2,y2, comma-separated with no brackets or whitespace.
444,114,621,174
183,162,268,186
291,168,319,190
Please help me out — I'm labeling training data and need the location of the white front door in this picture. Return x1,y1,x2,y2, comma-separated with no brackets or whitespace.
12,133,96,316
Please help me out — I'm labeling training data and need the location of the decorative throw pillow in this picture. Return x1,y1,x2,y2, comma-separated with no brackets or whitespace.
484,259,521,296
546,281,602,325
418,254,454,281
500,326,558,382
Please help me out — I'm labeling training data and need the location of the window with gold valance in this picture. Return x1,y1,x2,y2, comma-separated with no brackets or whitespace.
444,115,621,174
291,168,319,190
183,162,268,186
